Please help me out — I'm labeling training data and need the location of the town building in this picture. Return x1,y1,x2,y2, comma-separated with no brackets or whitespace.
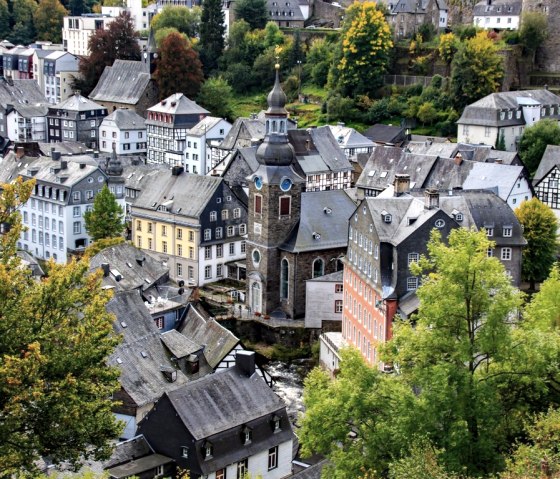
2,45,34,80
46,92,108,149
130,169,248,285
304,270,344,329
41,51,81,105
457,89,560,151
99,108,147,155
328,123,375,161
62,14,116,56
0,77,46,138
136,351,294,479
6,104,48,142
473,0,522,30
267,0,306,28
101,0,156,31
387,0,448,39
0,148,125,263
533,144,560,220
146,94,209,165
89,34,159,117
245,68,356,318
363,124,407,146
341,178,526,369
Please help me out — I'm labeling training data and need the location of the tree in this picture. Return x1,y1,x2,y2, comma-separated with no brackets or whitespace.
199,0,225,74
197,76,233,120
84,185,124,241
9,0,37,45
305,37,334,88
154,26,183,46
301,228,560,477
150,5,201,39
518,119,560,176
234,0,268,30
0,0,10,40
34,0,68,42
496,130,506,151
154,32,204,100
417,101,438,125
438,32,458,76
69,0,86,15
329,1,393,98
450,31,503,110
0,178,122,476
514,198,559,290
524,263,560,330
519,12,548,65
76,11,141,95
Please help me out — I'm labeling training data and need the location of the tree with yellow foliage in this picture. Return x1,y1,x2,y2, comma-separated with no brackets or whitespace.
450,31,503,109
329,1,393,97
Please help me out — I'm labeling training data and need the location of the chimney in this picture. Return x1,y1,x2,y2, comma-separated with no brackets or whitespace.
136,256,145,266
101,263,110,277
60,160,68,170
16,146,25,159
52,151,61,161
79,163,86,169
393,173,410,196
171,166,184,176
424,188,439,210
235,350,256,377
454,152,463,165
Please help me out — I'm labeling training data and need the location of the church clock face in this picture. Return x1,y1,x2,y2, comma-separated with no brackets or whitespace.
254,176,263,190
143,52,147,59
280,177,292,192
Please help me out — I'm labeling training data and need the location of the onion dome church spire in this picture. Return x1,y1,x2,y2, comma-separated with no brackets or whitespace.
255,62,295,167
106,143,123,177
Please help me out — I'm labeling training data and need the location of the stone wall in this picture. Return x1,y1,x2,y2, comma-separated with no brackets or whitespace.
311,0,343,28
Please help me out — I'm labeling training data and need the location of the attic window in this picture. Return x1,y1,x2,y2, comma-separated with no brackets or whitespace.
158,205,167,212
368,170,375,177
203,441,213,459
271,414,282,432
120,321,127,328
407,217,417,226
380,171,388,178
181,446,189,458
381,211,392,223
242,426,252,444
312,232,321,240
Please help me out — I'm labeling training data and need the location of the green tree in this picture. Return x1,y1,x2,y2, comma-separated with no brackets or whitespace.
450,31,503,110
151,5,201,39
0,178,122,476
154,26,182,46
329,1,393,97
514,198,559,290
524,263,560,330
84,185,124,241
496,130,506,151
34,0,68,42
0,0,10,40
69,0,86,15
417,101,438,125
199,0,225,74
234,0,268,30
305,37,334,87
9,0,37,45
197,76,233,120
518,119,560,176
438,32,458,76
76,11,141,95
154,31,204,100
519,12,548,65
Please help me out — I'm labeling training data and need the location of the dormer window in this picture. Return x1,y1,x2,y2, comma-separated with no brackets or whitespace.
381,211,392,223
242,426,252,444
271,414,281,432
503,226,512,237
203,440,213,459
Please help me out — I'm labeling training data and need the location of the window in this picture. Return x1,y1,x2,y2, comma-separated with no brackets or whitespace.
155,316,164,329
136,220,142,231
242,426,252,444
204,265,212,279
162,225,167,236
335,283,343,293
216,469,226,479
73,222,81,234
335,300,343,313
268,447,278,471
233,208,241,218
237,459,248,479
189,231,194,241
255,195,262,214
148,238,153,250
407,277,418,291
217,244,223,257
313,259,324,278
229,242,235,255
204,229,211,240
181,446,189,458
222,209,229,220
73,191,80,201
484,126,491,137
177,228,183,240
216,227,223,239
205,246,212,259
280,258,289,299
503,227,512,237
408,252,419,266
204,442,213,459
189,247,194,259
227,225,235,237
210,211,217,222
217,264,223,277
501,247,512,261
162,241,168,253
147,222,153,233
241,240,246,253
487,247,493,257
485,227,494,237
279,196,291,216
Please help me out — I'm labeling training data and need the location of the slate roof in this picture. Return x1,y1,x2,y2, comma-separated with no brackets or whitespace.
106,291,190,408
104,435,154,469
37,141,92,156
122,162,170,194
89,243,169,291
473,0,521,16
280,189,356,253
188,116,225,137
9,103,48,118
406,141,520,166
306,270,344,282
90,60,151,105
362,124,406,144
17,155,100,186
291,460,330,479
268,0,305,21
0,151,37,184
166,366,288,440
101,108,146,130
218,117,265,151
106,454,173,479
160,329,201,358
133,171,222,218
534,144,560,184
328,124,375,150
0,77,47,109
178,304,239,369
51,92,105,112
458,89,560,127
148,93,208,116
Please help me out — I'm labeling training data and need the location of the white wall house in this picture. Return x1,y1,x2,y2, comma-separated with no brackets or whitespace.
183,117,232,174
62,14,116,56
305,271,344,329
319,332,345,377
473,0,521,29
99,108,147,155
101,0,155,31
6,106,47,142
43,51,80,105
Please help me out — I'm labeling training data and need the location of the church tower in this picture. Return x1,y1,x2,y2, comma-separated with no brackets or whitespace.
143,29,158,75
246,64,305,318
106,144,125,204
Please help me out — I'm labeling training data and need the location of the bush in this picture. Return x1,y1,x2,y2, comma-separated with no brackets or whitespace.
366,97,391,124
282,75,299,102
453,24,477,40
326,95,362,122
418,22,436,42
502,30,520,45
224,63,256,93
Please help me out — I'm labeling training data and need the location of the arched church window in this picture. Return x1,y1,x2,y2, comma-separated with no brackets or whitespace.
313,258,324,278
280,258,289,299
